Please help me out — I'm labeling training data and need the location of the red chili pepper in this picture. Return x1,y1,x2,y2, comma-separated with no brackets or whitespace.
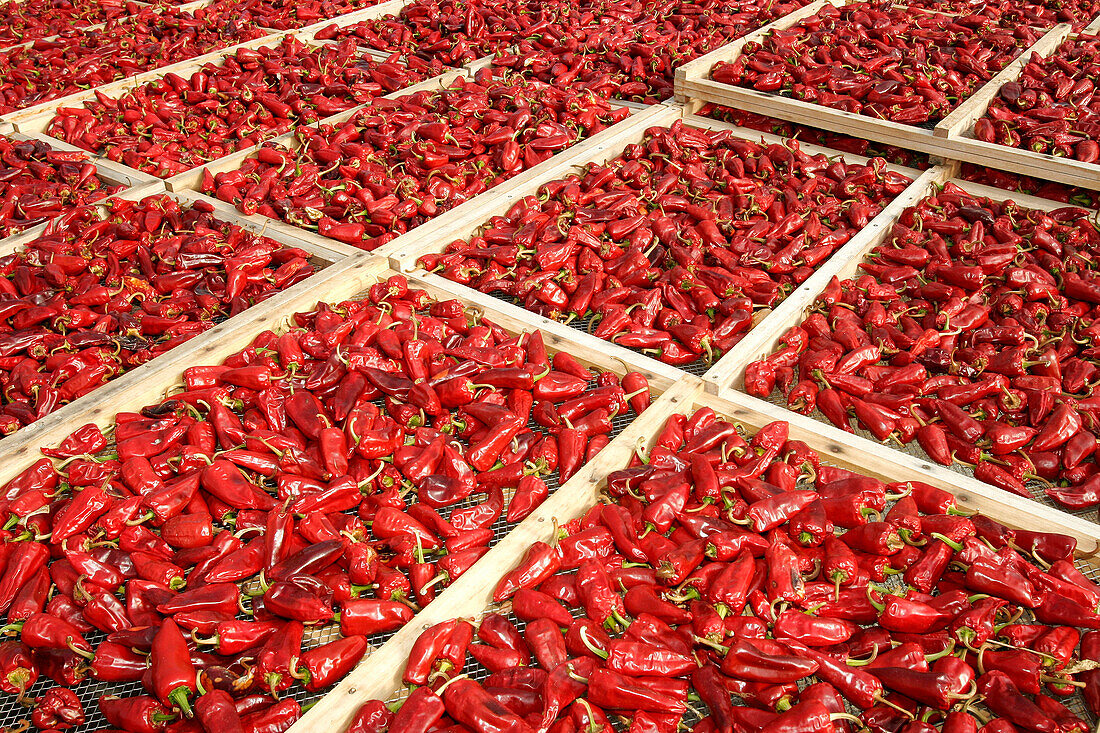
294,635,368,691
195,688,244,733
494,541,561,601
148,618,196,715
100,694,173,733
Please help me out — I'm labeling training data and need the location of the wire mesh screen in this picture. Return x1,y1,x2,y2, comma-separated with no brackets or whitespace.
0,622,341,733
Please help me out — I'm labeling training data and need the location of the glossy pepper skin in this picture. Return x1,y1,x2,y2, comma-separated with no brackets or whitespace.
294,635,369,691
149,619,196,716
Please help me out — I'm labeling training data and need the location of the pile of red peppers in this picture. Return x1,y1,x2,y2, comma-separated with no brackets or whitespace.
314,0,578,67
420,121,908,366
904,0,1100,32
746,183,1100,511
0,135,122,238
46,37,444,179
712,2,1041,124
0,0,133,46
229,0,381,31
201,71,629,251
490,0,809,103
0,272,647,731
317,0,813,103
347,408,1100,733
0,193,314,434
974,33,1100,163
960,163,1100,208
1,0,1100,729
698,106,1100,208
0,3,264,114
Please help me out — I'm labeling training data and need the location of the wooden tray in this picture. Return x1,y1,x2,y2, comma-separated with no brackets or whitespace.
674,2,1100,189
0,187,356,472
380,104,929,388
705,174,1100,525
0,0,415,126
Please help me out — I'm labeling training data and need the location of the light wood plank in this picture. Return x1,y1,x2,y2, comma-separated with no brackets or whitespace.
944,133,1100,190
676,77,1100,190
463,55,494,74
703,163,958,394
678,77,944,151
404,272,683,391
934,24,1073,138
